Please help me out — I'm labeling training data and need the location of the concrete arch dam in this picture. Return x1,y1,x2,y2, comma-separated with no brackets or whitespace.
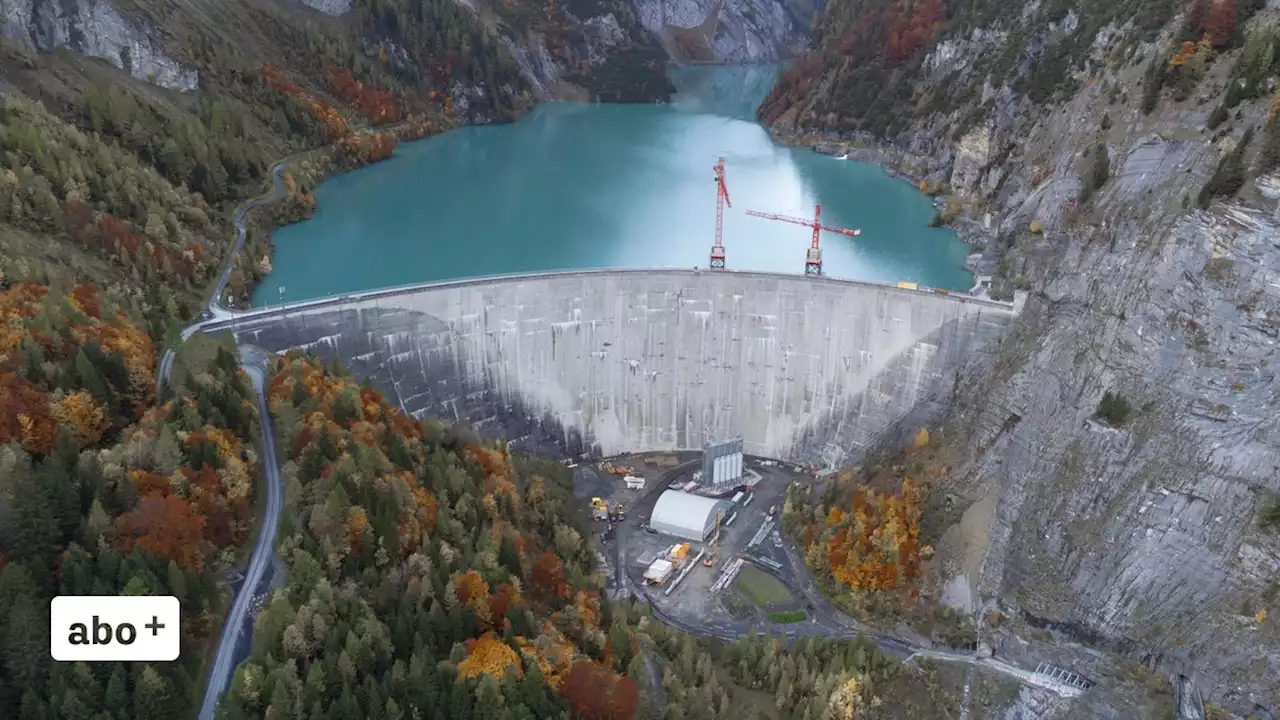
213,269,1019,467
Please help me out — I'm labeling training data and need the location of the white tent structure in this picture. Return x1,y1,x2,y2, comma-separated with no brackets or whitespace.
649,491,733,541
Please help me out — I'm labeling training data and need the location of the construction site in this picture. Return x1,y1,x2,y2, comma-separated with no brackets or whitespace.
573,442,828,637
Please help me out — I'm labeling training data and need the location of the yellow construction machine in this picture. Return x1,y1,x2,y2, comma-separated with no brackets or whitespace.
668,542,690,565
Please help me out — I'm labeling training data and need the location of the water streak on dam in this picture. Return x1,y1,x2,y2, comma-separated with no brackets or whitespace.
212,269,1020,467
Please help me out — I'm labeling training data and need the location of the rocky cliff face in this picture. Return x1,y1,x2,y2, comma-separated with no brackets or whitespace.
633,0,809,62
493,8,631,101
764,0,1280,715
277,0,808,100
1,0,198,90
478,0,811,101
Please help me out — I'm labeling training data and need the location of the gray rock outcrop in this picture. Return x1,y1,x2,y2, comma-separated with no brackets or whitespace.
1,0,198,90
633,0,807,61
768,4,1280,714
295,0,352,17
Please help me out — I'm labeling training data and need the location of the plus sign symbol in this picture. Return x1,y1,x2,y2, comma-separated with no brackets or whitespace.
50,596,181,662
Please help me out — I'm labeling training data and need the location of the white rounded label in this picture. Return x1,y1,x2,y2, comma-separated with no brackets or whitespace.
50,596,181,662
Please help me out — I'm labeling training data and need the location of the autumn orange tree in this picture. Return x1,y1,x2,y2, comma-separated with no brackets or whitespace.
326,68,406,126
332,132,398,171
454,569,494,627
531,547,568,598
115,495,208,572
885,0,944,63
0,281,157,450
457,632,523,680
809,477,927,598
557,660,639,720
260,64,349,139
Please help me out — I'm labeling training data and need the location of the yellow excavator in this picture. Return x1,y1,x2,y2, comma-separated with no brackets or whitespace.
703,510,722,567
599,460,635,476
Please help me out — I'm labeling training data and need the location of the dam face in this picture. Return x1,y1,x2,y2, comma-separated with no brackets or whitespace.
217,270,1017,467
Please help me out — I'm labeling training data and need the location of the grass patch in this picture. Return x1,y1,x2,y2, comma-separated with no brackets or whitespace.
733,566,794,607
169,333,240,398
720,591,757,620
768,610,806,624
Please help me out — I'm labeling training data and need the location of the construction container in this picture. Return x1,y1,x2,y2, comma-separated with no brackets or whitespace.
623,475,645,490
644,559,674,585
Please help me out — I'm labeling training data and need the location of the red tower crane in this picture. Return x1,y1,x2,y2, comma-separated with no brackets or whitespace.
745,204,861,276
710,157,732,269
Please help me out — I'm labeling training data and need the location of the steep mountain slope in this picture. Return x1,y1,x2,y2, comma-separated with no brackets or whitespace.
0,0,812,336
0,0,523,336
762,0,1280,714
293,0,813,100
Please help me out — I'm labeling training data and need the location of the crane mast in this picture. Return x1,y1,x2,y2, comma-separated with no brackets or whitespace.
703,509,722,567
710,157,732,269
745,203,861,276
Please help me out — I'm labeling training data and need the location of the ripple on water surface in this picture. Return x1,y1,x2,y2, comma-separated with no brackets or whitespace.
255,66,972,306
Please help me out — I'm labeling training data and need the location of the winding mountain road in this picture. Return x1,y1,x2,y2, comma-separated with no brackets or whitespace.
156,156,294,398
181,157,295,718
207,153,301,322
196,346,284,720
183,127,410,718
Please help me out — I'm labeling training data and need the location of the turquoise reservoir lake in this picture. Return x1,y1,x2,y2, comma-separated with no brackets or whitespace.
253,64,972,306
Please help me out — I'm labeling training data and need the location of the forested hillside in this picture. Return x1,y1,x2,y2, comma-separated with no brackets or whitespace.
0,0,526,329
763,0,1266,136
0,283,264,718
209,353,1007,720
0,0,539,715
214,352,635,719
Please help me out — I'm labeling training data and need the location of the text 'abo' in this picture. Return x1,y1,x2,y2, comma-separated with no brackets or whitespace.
50,596,180,662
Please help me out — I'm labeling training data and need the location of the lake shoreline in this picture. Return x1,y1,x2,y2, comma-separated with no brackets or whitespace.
765,127,990,284
247,70,967,308
764,128,994,248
